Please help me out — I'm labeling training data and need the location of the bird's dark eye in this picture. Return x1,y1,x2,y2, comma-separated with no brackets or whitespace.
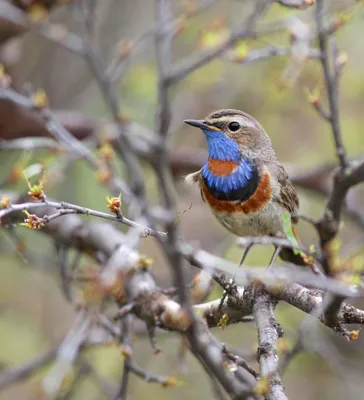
228,121,240,132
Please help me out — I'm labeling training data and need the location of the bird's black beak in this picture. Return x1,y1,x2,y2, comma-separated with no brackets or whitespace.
183,119,209,129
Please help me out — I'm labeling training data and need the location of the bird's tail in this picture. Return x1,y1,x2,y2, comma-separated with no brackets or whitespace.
279,227,312,266
279,247,308,266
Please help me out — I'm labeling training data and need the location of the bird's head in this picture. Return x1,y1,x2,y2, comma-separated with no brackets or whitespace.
184,109,274,162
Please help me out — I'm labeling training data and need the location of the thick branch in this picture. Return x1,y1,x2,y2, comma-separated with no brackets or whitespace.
253,291,287,400
195,281,364,331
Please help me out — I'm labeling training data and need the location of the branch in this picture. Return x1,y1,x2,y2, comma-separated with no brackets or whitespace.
186,320,257,399
194,287,251,327
0,87,129,197
0,199,165,238
316,0,348,171
0,2,85,54
194,281,364,332
253,291,287,400
41,310,91,396
180,241,360,297
80,12,148,212
0,346,58,389
314,0,363,330
276,0,314,8
154,0,193,318
317,160,364,242
165,0,271,85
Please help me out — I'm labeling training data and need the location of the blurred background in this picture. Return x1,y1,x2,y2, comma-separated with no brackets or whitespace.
1,0,364,399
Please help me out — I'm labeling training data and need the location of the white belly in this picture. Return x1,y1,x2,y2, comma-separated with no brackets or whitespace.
212,201,286,237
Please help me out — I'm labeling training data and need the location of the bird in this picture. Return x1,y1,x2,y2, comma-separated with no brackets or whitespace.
183,108,311,268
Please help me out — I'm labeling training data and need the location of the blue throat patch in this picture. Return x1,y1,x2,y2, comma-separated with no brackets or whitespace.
203,129,241,162
201,129,255,194
201,159,255,193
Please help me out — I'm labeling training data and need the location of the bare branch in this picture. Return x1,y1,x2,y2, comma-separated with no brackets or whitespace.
313,0,363,333
316,0,349,171
41,310,91,396
0,2,86,54
253,290,288,400
166,0,271,85
0,1,363,398
0,346,58,389
0,198,165,238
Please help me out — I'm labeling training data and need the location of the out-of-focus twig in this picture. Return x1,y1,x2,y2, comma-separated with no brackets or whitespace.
41,310,91,396
0,346,58,389
0,2,86,54
166,0,271,84
154,0,191,311
316,1,348,172
276,0,315,9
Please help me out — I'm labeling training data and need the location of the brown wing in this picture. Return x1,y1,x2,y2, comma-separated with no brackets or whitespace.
272,164,308,265
274,163,299,224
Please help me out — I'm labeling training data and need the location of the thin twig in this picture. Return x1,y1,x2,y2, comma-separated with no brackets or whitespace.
0,346,58,389
0,199,165,238
166,0,271,85
0,3,86,55
316,0,348,171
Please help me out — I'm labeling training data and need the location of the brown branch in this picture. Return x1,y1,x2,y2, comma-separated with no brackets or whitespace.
1,195,361,299
154,0,188,307
0,2,363,398
2,194,364,397
317,160,364,243
316,0,348,171
1,197,258,397
186,320,257,399
153,2,253,396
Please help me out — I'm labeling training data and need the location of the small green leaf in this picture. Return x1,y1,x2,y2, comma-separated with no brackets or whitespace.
282,212,300,255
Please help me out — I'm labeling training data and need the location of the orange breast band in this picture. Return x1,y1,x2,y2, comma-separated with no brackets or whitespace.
202,172,272,213
207,159,239,177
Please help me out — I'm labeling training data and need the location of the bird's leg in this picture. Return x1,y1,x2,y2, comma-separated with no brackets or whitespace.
218,277,238,312
309,261,324,276
250,246,282,300
267,245,282,271
239,243,253,268
218,244,253,312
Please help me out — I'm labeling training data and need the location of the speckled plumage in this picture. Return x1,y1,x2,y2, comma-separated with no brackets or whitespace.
184,109,306,265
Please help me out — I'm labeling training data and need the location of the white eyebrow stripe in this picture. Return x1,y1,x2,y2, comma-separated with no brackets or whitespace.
240,117,256,128
207,116,257,128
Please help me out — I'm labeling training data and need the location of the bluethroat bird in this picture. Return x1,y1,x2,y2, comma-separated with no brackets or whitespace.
184,109,310,268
